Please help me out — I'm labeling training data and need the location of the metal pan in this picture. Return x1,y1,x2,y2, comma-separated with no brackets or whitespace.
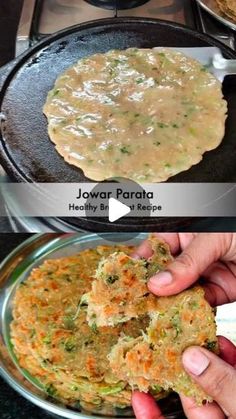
196,0,236,32
0,17,236,184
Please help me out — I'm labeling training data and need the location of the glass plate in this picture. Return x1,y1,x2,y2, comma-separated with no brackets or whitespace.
0,233,184,419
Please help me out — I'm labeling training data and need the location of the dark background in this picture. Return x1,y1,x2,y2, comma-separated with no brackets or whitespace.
0,1,24,67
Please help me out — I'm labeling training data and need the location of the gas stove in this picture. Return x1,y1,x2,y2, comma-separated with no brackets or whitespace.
1,0,236,232
16,0,236,57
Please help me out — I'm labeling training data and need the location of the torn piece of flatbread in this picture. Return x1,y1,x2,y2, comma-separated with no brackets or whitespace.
108,287,218,405
84,236,172,327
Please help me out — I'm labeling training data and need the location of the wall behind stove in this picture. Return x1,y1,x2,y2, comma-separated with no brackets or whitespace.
0,0,23,66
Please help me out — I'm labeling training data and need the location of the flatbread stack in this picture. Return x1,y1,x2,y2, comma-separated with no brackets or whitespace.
216,0,236,21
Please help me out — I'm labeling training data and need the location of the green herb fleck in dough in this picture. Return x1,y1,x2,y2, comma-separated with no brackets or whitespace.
63,316,76,330
30,329,36,338
120,146,131,155
206,341,217,350
71,385,79,391
64,338,77,352
43,335,51,345
46,384,57,397
151,384,163,392
106,275,119,284
158,122,169,129
52,89,60,97
136,77,145,84
91,322,98,334
189,127,197,136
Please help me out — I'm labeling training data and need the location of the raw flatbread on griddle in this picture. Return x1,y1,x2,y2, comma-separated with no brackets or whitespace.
44,48,227,182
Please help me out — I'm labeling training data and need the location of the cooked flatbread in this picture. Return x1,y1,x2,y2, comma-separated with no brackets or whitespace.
85,237,218,404
44,48,227,182
85,237,172,327
216,0,236,20
10,245,154,412
108,287,218,405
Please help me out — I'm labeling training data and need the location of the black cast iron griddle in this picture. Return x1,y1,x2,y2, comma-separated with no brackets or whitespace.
0,17,236,184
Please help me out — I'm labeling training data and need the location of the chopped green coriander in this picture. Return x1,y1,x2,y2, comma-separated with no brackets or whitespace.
158,122,168,129
136,77,145,84
43,335,51,345
205,341,217,350
120,146,131,155
46,383,57,397
151,384,163,392
64,338,77,352
71,385,79,391
30,329,36,338
171,312,182,338
189,127,197,136
91,322,98,334
63,315,75,330
190,301,199,310
106,275,119,284
52,89,60,97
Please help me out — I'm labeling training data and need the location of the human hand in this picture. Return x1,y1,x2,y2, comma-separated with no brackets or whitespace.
132,233,236,418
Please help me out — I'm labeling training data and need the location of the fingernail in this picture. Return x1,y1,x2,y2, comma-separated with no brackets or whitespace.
182,348,210,376
149,271,173,288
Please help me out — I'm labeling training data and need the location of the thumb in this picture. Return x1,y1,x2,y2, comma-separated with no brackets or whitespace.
182,346,236,418
148,233,232,296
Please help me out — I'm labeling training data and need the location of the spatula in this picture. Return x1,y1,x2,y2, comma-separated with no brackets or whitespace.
154,46,236,82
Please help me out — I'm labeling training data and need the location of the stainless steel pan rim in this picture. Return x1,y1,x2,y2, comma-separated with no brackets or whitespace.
196,0,236,31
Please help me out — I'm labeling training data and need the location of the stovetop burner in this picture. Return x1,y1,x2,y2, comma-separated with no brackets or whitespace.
84,0,149,10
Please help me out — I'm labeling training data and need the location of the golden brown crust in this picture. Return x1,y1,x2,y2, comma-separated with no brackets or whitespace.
85,237,172,327
10,245,144,410
108,287,218,404
10,238,218,409
216,0,236,21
